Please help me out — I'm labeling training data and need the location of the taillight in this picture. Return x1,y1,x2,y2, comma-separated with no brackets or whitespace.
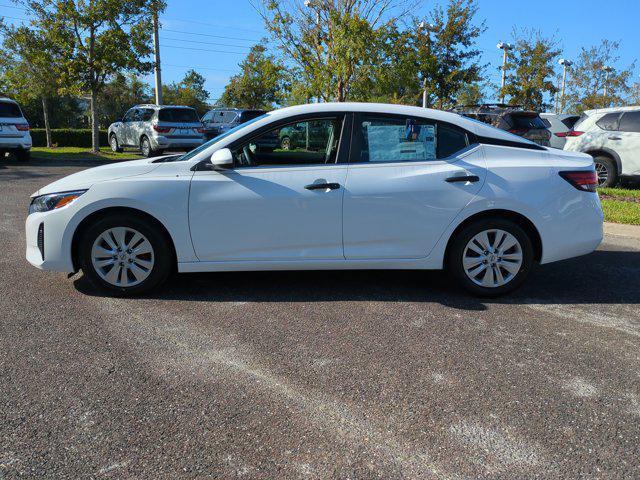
555,131,584,138
15,124,30,131
196,127,204,134
559,170,598,192
508,128,527,135
153,124,171,133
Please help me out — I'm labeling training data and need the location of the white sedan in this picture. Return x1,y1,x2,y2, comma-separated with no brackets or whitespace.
26,103,603,296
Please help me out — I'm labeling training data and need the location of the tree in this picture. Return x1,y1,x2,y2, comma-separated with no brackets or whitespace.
18,0,165,152
219,44,287,109
564,40,635,113
257,0,416,102
162,69,210,115
501,29,560,111
98,73,151,126
0,24,62,146
455,81,485,106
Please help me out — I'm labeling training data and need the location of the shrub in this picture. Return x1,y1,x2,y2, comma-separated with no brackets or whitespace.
31,129,108,148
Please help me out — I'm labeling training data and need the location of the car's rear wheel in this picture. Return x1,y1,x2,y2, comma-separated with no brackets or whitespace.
110,134,123,153
448,218,534,296
79,214,172,296
593,155,618,187
280,136,291,150
140,136,157,158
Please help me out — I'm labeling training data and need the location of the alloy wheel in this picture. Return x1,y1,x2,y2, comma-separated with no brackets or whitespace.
462,229,523,288
594,162,609,187
91,227,155,287
110,135,118,152
141,138,150,157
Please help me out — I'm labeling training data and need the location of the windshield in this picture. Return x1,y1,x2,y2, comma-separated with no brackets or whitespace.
158,108,200,123
172,113,269,162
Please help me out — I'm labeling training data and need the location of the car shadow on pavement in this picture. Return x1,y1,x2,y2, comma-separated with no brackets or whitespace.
74,249,640,310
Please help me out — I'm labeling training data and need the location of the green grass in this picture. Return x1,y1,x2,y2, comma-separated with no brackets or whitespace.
601,198,640,225
599,187,640,200
31,147,142,162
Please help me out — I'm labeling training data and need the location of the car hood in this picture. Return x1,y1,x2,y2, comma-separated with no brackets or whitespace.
33,158,162,197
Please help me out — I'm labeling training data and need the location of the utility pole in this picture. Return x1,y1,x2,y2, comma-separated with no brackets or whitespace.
558,58,572,114
152,2,162,105
418,21,436,108
497,42,513,104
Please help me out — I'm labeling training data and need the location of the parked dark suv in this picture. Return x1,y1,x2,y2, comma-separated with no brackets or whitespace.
201,108,266,140
452,104,551,147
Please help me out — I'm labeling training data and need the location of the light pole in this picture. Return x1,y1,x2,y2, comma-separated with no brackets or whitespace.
418,21,436,108
602,65,613,100
152,0,162,105
558,58,573,114
497,42,513,104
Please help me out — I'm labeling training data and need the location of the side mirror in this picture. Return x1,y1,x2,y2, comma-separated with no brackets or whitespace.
210,148,234,169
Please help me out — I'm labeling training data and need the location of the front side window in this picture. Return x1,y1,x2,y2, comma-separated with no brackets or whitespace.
618,111,640,133
122,109,136,122
232,117,343,167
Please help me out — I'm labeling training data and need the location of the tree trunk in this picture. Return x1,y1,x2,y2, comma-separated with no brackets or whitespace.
41,97,52,148
337,79,345,102
90,88,99,153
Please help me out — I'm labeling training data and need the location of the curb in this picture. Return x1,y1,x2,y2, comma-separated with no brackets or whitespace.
604,222,640,240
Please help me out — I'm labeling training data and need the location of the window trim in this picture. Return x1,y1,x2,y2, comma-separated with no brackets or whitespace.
225,112,352,169
349,112,472,165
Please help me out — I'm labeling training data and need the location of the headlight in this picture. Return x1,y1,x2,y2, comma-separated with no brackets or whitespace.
29,190,87,214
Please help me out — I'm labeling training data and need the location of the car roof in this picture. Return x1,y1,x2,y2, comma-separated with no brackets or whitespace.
584,105,640,115
259,102,538,145
134,104,196,110
540,112,579,119
0,97,19,104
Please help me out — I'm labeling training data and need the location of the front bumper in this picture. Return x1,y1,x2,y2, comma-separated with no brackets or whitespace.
25,209,75,273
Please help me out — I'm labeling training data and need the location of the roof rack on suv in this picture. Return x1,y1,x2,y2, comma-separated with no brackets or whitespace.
452,103,525,113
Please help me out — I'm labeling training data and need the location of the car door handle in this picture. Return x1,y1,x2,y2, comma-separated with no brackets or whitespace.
608,136,621,140
445,175,480,183
305,182,341,191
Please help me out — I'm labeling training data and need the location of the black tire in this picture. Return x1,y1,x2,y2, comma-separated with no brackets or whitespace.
140,136,157,158
15,149,30,162
79,214,173,296
593,155,618,188
109,134,123,153
447,218,534,297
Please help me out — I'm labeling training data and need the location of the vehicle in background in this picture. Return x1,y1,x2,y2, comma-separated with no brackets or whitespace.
540,113,581,149
201,108,265,140
0,97,32,162
453,104,551,147
278,120,331,150
563,106,640,187
108,105,205,157
26,103,603,297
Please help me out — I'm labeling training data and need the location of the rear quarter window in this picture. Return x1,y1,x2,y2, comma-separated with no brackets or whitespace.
595,113,621,131
0,101,22,118
561,116,580,129
158,108,200,123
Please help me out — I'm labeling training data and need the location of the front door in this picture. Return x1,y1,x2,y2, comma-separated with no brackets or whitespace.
189,115,349,262
343,113,487,259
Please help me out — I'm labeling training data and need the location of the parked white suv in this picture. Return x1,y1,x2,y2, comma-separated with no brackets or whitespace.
108,104,205,157
564,106,640,187
0,97,32,162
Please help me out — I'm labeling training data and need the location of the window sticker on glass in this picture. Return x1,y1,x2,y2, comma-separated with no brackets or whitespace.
364,121,436,162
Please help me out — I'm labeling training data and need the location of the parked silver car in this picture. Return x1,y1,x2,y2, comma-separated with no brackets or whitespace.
540,113,581,149
108,105,205,157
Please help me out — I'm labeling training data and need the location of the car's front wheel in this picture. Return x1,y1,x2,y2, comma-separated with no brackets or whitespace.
110,134,123,153
79,214,173,295
448,218,534,296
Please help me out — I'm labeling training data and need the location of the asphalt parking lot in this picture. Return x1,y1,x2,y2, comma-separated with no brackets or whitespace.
1,158,639,479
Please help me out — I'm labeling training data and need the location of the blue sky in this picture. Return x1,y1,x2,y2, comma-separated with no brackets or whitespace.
1,0,639,103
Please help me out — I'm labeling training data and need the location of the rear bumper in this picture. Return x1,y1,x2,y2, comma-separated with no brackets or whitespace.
151,135,204,150
0,135,32,150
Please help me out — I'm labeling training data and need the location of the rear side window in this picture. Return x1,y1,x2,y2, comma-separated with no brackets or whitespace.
596,113,621,131
561,116,580,129
354,115,469,163
158,108,199,123
0,101,22,118
618,112,640,133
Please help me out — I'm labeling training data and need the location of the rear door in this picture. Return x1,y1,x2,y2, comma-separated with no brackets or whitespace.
120,108,137,146
343,113,486,260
